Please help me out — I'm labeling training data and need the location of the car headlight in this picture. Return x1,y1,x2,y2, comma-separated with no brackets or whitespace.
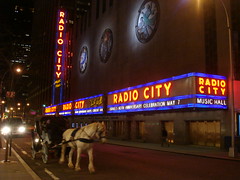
18,126,26,133
1,126,11,135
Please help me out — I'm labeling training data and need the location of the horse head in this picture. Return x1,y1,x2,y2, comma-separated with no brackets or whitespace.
95,122,107,143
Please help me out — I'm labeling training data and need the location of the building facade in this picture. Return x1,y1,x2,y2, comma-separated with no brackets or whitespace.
44,0,240,149
0,0,33,118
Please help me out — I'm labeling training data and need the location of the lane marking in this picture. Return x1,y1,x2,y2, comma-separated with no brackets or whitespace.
22,150,28,155
14,143,22,150
44,168,60,180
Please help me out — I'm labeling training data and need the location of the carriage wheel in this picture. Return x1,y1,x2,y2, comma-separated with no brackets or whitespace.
42,143,48,164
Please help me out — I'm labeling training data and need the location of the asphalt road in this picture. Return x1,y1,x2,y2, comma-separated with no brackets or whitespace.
11,135,240,180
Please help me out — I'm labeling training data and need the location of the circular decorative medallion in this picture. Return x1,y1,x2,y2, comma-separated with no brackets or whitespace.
99,29,113,63
79,46,88,73
135,0,160,43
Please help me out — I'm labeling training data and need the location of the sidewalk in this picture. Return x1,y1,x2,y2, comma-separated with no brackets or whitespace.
107,139,240,161
0,137,239,180
0,137,41,180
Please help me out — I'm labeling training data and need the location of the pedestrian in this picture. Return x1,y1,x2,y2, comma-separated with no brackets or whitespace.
161,126,169,147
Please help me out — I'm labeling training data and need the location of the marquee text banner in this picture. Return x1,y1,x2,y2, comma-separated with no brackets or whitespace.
107,73,227,113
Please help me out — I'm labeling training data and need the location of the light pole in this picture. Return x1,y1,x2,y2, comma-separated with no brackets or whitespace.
217,0,237,157
196,0,236,157
1,65,22,119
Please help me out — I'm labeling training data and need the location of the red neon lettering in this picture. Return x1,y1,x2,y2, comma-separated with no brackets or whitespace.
124,92,128,102
220,80,226,87
118,94,123,103
46,106,56,113
57,50,62,56
75,101,85,109
56,72,61,78
113,94,118,104
58,57,61,63
59,18,64,24
164,82,171,96
59,25,64,31
155,84,162,97
197,77,226,95
60,11,65,18
151,86,154,98
57,64,61,71
221,88,226,95
199,86,204,93
205,79,211,86
132,90,138,101
58,39,64,45
199,78,204,85
55,10,66,82
144,87,150,99
211,79,217,86
63,103,72,110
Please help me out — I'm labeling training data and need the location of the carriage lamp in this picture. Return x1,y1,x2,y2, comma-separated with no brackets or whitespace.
18,126,26,133
1,126,11,135
34,138,40,143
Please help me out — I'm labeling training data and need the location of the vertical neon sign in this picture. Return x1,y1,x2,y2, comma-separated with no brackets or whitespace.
52,9,67,104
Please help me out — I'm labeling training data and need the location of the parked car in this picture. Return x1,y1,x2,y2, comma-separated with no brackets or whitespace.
1,117,26,136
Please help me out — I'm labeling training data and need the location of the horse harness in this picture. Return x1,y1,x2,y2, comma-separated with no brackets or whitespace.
62,126,105,144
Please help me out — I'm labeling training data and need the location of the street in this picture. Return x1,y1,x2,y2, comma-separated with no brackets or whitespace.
10,135,240,180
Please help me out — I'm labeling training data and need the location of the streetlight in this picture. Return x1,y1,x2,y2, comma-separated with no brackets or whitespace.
1,66,22,118
197,0,237,157
217,0,237,158
16,68,22,73
198,0,237,157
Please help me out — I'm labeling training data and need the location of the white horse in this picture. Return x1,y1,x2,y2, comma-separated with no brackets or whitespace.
59,122,107,173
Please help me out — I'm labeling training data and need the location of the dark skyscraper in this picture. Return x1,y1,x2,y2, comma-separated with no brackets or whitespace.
0,0,33,118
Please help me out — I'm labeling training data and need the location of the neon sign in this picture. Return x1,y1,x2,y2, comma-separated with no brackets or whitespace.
74,94,104,115
52,9,68,104
58,101,73,116
108,73,227,113
47,73,228,116
55,10,66,81
45,105,57,115
112,82,172,104
197,77,226,96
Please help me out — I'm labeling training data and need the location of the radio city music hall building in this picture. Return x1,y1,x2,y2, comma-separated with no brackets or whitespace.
45,0,240,149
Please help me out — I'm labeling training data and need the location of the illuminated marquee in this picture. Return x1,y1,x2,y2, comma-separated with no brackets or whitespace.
108,73,227,113
74,94,104,115
45,105,57,115
58,101,73,116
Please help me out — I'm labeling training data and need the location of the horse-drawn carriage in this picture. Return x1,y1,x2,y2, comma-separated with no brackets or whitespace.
31,116,107,173
31,116,68,163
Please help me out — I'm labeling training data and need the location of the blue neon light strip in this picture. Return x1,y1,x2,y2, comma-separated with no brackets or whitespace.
108,72,226,95
75,94,103,101
45,105,57,108
58,101,73,106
